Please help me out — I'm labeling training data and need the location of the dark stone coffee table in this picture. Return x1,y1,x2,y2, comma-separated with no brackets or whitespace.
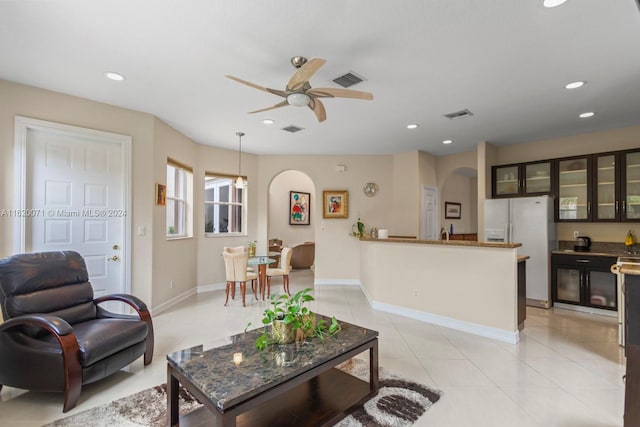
166,315,379,426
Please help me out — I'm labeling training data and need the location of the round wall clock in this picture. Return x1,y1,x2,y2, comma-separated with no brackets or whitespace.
363,182,378,197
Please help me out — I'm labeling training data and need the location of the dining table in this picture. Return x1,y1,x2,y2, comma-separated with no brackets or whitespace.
248,255,276,300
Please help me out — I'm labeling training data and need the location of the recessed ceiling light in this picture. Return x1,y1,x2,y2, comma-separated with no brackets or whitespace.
104,71,126,81
543,0,568,8
565,81,585,89
407,124,418,129
579,112,596,118
442,139,453,145
262,119,275,125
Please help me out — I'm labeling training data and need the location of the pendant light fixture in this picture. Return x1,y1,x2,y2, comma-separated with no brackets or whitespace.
235,132,245,189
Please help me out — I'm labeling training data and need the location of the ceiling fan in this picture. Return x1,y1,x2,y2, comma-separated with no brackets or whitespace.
226,56,373,123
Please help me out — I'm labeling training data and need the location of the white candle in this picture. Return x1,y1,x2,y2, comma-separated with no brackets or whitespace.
233,352,243,366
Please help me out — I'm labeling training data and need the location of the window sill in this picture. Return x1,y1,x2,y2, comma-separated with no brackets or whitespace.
166,235,193,241
204,233,248,238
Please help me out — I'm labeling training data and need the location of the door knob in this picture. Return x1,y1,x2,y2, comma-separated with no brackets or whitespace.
107,255,119,262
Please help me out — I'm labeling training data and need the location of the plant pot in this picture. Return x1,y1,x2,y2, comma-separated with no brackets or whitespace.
248,246,256,257
271,319,296,344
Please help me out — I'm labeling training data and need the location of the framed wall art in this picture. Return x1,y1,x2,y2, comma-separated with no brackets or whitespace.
289,191,310,225
322,190,348,219
155,183,166,206
444,202,461,219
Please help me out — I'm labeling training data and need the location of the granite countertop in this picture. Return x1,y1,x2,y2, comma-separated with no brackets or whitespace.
551,249,628,258
359,236,521,249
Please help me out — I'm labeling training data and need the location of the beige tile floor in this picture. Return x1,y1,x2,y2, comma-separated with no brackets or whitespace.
0,270,626,426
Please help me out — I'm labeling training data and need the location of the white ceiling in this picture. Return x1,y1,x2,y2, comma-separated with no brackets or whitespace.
1,0,639,157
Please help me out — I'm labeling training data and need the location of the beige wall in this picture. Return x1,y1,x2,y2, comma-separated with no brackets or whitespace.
151,118,198,308
256,155,395,283
391,151,420,237
360,240,519,340
441,173,477,233
0,80,155,304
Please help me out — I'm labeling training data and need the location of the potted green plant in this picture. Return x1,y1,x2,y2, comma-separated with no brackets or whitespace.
254,288,341,350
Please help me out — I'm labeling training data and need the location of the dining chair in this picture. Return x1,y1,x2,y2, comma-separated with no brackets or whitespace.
224,246,255,273
266,246,293,297
222,250,258,306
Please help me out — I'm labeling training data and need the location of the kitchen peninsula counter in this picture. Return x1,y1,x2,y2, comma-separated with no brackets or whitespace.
359,237,523,343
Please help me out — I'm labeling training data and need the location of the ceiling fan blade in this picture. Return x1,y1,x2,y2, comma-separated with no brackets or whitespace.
308,98,327,123
248,100,289,114
286,58,327,92
307,87,374,100
226,75,287,98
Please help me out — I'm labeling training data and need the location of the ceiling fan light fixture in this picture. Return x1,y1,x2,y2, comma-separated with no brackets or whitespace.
287,92,311,107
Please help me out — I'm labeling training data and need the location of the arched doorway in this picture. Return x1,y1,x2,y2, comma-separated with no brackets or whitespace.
267,170,316,283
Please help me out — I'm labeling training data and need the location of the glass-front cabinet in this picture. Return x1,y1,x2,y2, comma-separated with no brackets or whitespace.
524,161,553,195
623,149,640,221
593,152,618,221
492,160,553,198
493,164,520,197
552,254,617,311
557,156,591,221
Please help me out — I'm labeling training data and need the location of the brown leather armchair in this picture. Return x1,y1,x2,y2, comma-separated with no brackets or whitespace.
290,241,315,270
0,251,154,412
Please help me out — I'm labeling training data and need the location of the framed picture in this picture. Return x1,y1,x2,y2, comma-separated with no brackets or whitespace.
444,202,461,219
323,190,348,219
289,191,310,225
155,183,166,206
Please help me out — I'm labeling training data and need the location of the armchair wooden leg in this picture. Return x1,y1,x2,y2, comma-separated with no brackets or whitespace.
59,334,82,413
139,310,155,365
240,282,247,307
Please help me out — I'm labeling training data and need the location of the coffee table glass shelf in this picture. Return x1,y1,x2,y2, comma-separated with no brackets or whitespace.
167,314,379,426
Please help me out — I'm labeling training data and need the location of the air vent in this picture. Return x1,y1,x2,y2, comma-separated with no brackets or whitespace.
332,72,365,88
444,109,474,120
281,125,305,133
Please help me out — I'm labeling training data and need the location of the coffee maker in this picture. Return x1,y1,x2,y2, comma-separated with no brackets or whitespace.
574,236,591,252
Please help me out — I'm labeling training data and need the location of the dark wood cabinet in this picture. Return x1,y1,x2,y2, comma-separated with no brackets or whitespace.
491,148,640,222
556,155,592,222
492,160,553,198
551,254,617,311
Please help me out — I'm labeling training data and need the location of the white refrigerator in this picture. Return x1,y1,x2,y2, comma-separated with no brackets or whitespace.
484,196,557,308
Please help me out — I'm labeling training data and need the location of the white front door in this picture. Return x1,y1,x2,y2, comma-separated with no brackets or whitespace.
15,117,131,297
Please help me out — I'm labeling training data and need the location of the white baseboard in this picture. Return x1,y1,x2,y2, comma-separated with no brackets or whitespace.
314,279,361,286
553,302,617,318
364,290,519,344
151,288,197,316
197,283,226,293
